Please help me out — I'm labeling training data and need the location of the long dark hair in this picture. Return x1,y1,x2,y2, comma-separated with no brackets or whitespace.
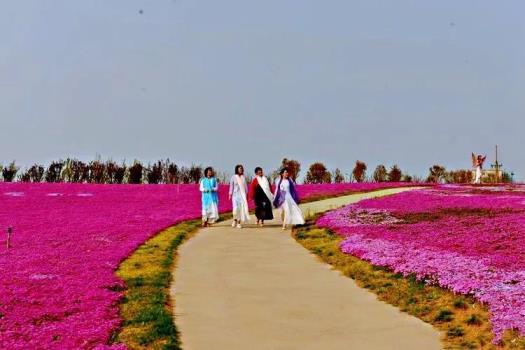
204,167,214,178
235,164,244,175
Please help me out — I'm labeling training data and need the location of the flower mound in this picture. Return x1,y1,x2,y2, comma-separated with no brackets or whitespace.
317,185,525,342
0,182,409,349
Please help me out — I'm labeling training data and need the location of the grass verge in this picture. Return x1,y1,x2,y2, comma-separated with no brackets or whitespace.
112,220,201,350
293,220,525,350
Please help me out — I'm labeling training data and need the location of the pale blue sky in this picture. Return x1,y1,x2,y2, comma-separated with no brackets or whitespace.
1,1,524,180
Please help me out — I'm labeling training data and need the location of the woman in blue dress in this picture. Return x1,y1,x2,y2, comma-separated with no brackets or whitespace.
200,167,219,227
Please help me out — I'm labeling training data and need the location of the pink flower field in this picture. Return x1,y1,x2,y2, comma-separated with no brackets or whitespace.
0,182,408,349
317,185,525,342
295,182,417,199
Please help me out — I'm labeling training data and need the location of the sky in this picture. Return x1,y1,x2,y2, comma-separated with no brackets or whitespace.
1,0,524,181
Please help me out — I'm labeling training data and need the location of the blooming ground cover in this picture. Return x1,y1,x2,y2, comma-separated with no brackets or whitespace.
295,182,416,200
0,182,409,349
317,185,525,342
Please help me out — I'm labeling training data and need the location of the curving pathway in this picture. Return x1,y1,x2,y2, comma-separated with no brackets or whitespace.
171,188,442,350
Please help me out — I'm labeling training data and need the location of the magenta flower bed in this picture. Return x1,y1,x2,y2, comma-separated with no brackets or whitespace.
296,182,418,199
317,185,525,341
0,183,234,350
0,182,409,349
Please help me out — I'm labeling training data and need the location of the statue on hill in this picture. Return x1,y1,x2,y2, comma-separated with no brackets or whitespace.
472,153,487,184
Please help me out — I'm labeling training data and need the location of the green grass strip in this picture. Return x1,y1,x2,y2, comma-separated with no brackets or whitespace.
113,220,201,350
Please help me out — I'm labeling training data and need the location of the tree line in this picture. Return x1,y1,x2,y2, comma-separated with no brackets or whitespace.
0,158,513,184
0,159,207,184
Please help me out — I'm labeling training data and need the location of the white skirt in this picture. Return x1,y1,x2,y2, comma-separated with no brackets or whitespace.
202,203,219,223
279,196,305,225
232,193,251,223
474,166,482,184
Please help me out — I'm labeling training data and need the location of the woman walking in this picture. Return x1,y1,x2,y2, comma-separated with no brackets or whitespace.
273,168,304,230
199,167,219,227
249,167,274,227
229,164,251,228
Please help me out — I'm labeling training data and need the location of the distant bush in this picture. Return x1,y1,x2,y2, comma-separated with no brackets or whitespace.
388,165,402,182
2,162,18,182
20,164,45,182
352,161,367,183
105,161,118,184
427,165,447,183
333,168,345,183
146,161,164,184
373,165,387,182
165,161,179,184
128,161,144,184
179,166,191,184
305,162,332,184
281,158,301,182
88,160,106,184
401,174,413,182
20,171,31,182
113,163,127,184
45,161,64,183
502,171,513,183
189,165,203,184
69,159,89,183
446,170,472,184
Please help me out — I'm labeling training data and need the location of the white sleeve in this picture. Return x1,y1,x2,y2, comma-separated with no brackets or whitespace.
229,176,234,195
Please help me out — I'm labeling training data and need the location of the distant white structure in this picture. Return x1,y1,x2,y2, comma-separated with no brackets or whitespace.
471,145,506,184
472,153,486,184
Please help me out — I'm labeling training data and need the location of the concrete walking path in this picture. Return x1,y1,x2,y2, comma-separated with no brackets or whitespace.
171,188,442,350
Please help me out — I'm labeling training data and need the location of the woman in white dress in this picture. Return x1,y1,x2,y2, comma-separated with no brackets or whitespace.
229,164,251,229
273,168,305,230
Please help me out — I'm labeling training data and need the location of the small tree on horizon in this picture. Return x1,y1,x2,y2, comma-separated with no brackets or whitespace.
401,174,413,182
502,171,513,183
105,160,118,184
128,160,144,184
69,159,89,183
281,158,301,182
45,161,64,183
333,168,345,183
88,160,106,184
19,165,42,182
305,162,332,184
146,161,164,184
189,165,203,184
165,161,179,184
427,164,447,183
179,166,191,184
388,165,402,182
373,165,387,182
113,162,127,184
2,162,19,182
446,169,473,184
352,160,367,183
